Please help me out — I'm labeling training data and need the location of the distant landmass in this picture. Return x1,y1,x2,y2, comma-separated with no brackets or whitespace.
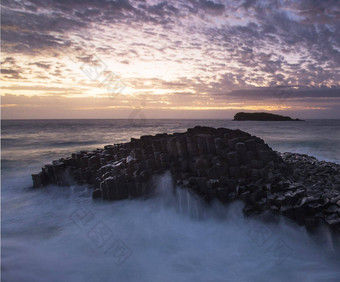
234,112,303,121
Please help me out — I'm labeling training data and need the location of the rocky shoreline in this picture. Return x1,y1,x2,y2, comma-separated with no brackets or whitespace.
32,126,340,233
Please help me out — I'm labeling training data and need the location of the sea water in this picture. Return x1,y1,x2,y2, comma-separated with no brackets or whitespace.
2,119,340,281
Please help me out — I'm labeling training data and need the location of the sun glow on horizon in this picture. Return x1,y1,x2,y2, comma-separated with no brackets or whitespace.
1,0,339,119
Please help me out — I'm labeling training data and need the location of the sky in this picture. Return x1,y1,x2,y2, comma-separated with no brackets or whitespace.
1,0,340,119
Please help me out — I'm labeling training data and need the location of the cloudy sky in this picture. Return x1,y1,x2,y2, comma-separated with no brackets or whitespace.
1,0,340,119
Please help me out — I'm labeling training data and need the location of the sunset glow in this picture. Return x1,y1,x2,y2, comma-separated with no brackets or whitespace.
1,0,339,119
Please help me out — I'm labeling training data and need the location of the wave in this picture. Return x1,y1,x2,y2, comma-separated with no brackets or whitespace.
2,172,340,281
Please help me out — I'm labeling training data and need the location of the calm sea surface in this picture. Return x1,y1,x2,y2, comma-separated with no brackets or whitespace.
2,119,340,282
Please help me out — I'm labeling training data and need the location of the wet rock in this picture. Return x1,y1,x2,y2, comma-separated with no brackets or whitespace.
207,166,221,179
196,177,208,194
197,135,208,155
100,180,108,200
274,195,286,206
53,161,66,185
250,160,263,169
239,166,249,178
92,189,101,199
324,205,339,214
251,169,260,178
229,167,241,178
235,142,247,165
284,191,299,205
32,126,340,234
226,151,239,167
280,205,295,218
113,175,129,200
176,137,188,158
196,157,209,170
305,216,319,230
325,214,340,225
250,190,266,202
331,195,340,204
43,164,55,183
214,138,224,154
151,140,162,153
88,156,100,170
245,139,257,151
186,136,199,156
216,187,229,203
243,204,260,216
257,150,272,163
246,151,256,163
167,137,177,156
32,172,44,188
80,156,89,168
206,136,216,155
228,137,244,150
308,202,325,213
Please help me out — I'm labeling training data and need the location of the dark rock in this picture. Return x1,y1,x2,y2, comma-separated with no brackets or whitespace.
186,136,199,156
243,204,260,216
196,157,209,170
31,126,340,234
249,160,262,170
32,172,44,188
257,150,272,163
331,195,340,204
226,151,239,166
245,139,257,151
246,151,256,163
228,137,244,150
235,142,247,165
233,112,303,121
275,195,286,206
325,214,340,225
305,216,319,230
284,191,299,206
206,136,216,155
325,205,339,214
80,156,89,168
229,167,241,178
167,137,177,156
214,138,224,153
280,205,295,218
43,164,55,183
216,187,229,203
176,137,188,158
88,156,100,170
92,189,102,199
197,136,208,155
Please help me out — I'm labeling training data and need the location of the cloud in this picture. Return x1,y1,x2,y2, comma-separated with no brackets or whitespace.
29,62,52,69
196,0,225,15
2,57,17,65
216,86,340,100
1,69,23,79
1,0,339,118
292,0,340,24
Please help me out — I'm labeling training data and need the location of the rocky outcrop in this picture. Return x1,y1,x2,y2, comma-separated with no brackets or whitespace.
277,153,340,229
32,126,340,233
234,112,303,121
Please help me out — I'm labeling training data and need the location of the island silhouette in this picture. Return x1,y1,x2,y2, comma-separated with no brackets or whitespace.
234,112,303,121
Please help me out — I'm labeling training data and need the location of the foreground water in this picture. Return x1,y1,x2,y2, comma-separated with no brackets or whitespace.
2,119,340,281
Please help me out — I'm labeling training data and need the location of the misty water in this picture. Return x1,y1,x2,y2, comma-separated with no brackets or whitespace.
2,119,340,281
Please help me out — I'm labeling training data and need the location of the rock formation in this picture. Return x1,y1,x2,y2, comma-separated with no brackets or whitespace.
234,112,303,121
32,126,340,233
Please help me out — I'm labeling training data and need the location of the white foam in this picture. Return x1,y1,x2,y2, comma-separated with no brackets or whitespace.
2,173,340,282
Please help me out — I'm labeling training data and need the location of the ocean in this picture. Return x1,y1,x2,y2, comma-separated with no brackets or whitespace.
2,119,340,282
